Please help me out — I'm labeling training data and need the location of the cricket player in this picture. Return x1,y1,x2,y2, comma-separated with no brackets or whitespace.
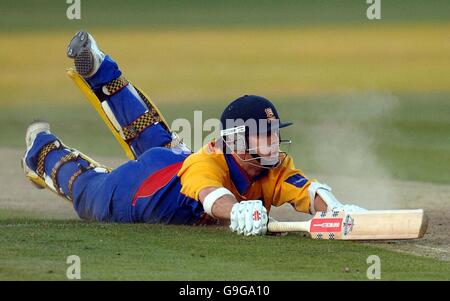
22,31,365,236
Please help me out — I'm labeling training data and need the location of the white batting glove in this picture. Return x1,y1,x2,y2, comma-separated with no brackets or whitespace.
230,200,268,236
309,182,367,214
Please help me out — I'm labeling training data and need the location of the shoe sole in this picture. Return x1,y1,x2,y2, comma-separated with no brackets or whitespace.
67,31,95,77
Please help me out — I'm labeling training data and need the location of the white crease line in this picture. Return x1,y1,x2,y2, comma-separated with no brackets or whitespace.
412,244,450,254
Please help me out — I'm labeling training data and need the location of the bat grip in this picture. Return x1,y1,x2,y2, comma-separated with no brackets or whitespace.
267,221,309,233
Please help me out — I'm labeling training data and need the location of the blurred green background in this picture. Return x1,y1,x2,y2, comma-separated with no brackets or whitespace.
1,0,449,183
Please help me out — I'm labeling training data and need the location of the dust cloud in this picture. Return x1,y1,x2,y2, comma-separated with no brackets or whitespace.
307,91,403,210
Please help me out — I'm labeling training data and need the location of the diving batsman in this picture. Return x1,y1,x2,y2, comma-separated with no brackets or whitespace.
22,31,365,236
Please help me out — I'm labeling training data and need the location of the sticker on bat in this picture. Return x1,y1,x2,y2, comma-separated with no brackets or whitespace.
310,218,343,233
343,215,354,236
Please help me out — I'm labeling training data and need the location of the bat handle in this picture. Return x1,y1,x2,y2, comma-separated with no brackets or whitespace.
267,221,309,233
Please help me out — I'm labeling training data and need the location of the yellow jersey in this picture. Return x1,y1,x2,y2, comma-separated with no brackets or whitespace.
178,141,312,213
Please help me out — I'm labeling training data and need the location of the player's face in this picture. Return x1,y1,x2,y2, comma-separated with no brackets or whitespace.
247,130,280,166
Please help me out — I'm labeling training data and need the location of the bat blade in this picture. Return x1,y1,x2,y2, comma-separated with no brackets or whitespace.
337,209,428,240
267,209,428,240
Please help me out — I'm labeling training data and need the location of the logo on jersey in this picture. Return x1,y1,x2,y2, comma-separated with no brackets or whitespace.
286,174,308,188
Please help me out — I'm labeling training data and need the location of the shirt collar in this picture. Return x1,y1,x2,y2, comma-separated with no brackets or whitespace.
224,154,251,195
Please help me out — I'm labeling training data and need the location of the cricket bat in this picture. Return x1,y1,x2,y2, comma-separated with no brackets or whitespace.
267,209,428,240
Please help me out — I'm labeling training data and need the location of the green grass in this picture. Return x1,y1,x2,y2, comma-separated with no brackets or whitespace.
0,218,448,280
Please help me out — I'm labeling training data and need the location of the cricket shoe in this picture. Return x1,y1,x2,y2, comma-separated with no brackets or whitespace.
21,121,52,189
67,31,105,78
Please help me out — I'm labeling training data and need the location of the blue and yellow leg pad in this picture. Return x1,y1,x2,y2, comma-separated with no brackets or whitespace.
25,137,110,202
67,69,172,160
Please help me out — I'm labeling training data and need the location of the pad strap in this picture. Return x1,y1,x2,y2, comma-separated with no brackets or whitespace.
51,152,80,196
122,109,161,141
68,165,95,201
134,86,170,132
102,76,129,96
36,142,60,177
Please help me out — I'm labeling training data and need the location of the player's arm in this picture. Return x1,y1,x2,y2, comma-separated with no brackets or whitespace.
313,194,328,212
308,182,366,214
276,180,366,214
199,187,268,236
198,187,237,220
179,155,267,236
268,156,366,214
